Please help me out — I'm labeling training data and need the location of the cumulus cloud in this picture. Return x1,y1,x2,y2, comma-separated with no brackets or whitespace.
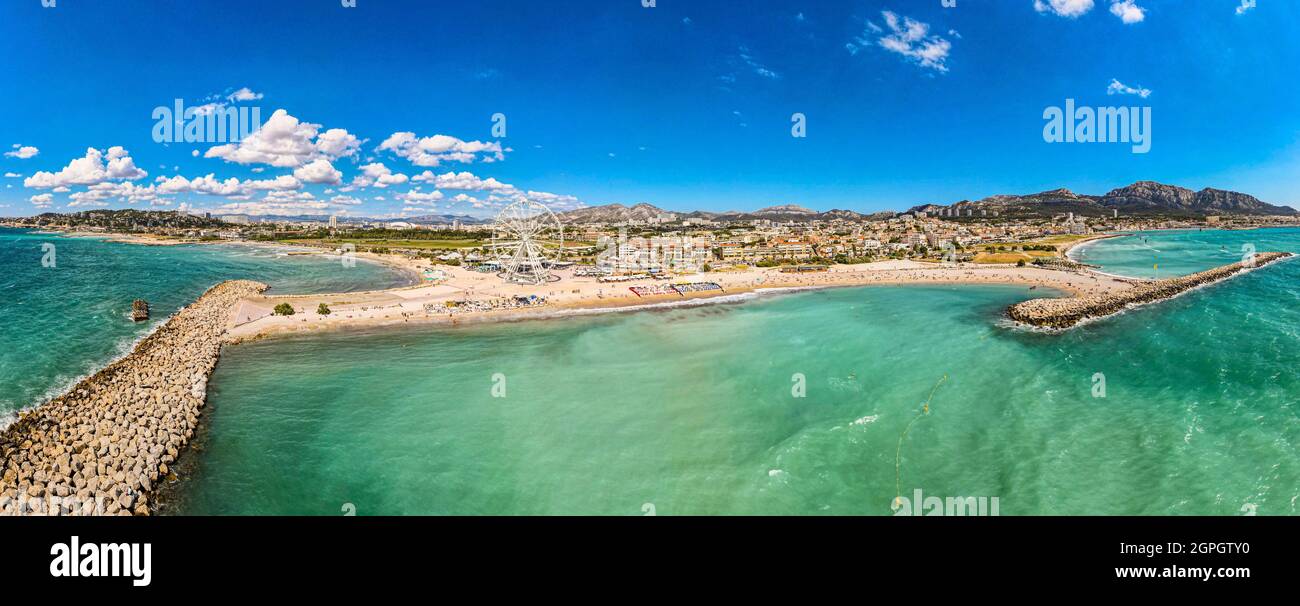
1236,0,1255,15
5,144,39,159
293,158,343,184
849,11,953,72
1034,0,1095,18
349,162,408,189
205,109,361,168
1107,78,1152,98
397,190,445,205
29,193,53,207
4,172,21,178
67,181,162,207
243,174,302,191
410,170,513,191
154,173,245,196
1109,1,1145,24
377,131,504,167
24,147,147,189
314,128,362,159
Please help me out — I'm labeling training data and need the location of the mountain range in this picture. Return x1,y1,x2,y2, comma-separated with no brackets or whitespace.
557,182,1294,224
556,202,892,224
907,181,1297,219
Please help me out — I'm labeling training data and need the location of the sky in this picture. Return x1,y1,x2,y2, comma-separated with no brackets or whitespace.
0,0,1297,219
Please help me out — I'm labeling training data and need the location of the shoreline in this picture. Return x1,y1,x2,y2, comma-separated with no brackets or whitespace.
221,260,1136,344
19,226,427,289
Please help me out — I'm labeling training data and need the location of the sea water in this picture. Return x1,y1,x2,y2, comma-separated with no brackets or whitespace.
165,228,1300,515
0,227,412,425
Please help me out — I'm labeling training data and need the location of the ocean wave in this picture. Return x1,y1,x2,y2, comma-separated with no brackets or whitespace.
1,319,166,431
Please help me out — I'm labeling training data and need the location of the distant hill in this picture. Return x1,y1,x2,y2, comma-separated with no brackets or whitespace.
556,203,677,223
209,213,489,225
21,209,228,230
558,203,887,224
910,181,1298,219
399,214,492,225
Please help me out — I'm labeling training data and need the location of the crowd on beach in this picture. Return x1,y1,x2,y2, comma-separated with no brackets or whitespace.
426,295,548,316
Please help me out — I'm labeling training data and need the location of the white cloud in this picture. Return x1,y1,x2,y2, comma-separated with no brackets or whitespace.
1236,0,1255,15
1033,0,1095,18
377,132,505,167
1107,78,1152,98
154,173,245,196
105,146,147,180
351,162,408,188
205,109,361,168
851,11,953,73
68,181,161,207
315,128,362,159
293,158,343,184
4,172,21,178
29,193,53,207
410,170,513,191
24,147,147,189
398,190,445,205
5,144,39,159
227,87,264,102
244,174,302,191
1109,1,1145,24
736,46,780,79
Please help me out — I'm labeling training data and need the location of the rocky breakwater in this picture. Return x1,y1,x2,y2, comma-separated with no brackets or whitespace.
0,280,267,515
1008,252,1292,329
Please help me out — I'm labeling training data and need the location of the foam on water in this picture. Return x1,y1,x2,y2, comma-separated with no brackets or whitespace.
0,228,412,419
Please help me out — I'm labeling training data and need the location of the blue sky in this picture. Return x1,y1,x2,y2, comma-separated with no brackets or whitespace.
1,0,1296,218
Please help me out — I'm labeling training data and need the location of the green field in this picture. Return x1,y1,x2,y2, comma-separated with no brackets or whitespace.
286,238,486,250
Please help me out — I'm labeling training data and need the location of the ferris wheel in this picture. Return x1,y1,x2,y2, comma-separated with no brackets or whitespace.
490,199,564,284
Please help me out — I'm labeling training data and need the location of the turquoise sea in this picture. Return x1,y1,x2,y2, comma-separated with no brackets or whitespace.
0,228,413,425
163,227,1300,515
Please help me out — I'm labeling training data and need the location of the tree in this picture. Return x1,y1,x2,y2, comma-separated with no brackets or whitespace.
274,303,296,316
317,303,331,315
1016,260,1027,267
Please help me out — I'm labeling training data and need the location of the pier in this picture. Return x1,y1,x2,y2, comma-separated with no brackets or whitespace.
0,280,267,515
1007,252,1292,329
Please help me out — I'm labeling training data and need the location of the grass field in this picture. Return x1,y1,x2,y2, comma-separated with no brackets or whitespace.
285,238,487,250
971,249,1059,264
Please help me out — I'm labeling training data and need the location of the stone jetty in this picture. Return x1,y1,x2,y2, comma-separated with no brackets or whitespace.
0,280,267,515
1008,252,1292,329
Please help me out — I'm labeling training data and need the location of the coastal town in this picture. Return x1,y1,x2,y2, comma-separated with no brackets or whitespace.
4,182,1298,346
6,185,1299,277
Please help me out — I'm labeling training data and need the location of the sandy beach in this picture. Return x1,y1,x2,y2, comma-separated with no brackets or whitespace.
223,258,1141,342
